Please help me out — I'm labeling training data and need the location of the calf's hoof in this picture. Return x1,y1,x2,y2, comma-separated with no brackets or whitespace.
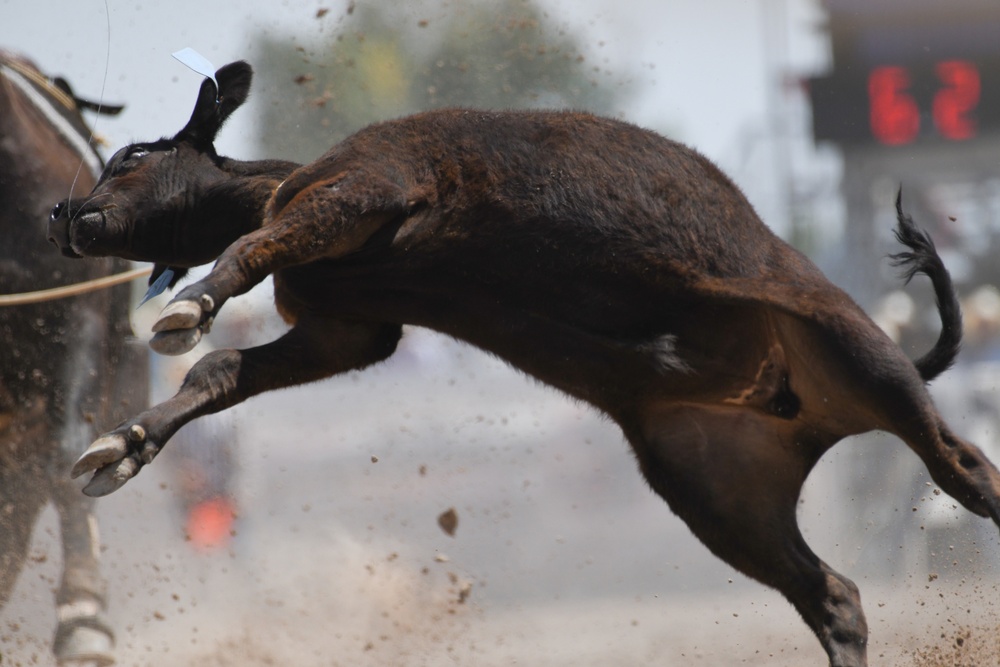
150,327,203,356
80,457,141,497
71,425,155,496
152,296,212,332
150,295,214,355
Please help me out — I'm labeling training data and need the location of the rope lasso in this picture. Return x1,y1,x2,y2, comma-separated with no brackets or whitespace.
0,266,152,306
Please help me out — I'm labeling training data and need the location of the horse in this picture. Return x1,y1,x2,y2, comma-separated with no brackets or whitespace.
50,61,1000,667
0,50,147,666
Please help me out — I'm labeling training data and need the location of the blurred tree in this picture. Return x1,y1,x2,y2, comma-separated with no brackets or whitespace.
253,0,635,162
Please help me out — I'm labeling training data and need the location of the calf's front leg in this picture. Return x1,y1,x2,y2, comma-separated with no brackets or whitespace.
72,317,402,496
150,174,409,356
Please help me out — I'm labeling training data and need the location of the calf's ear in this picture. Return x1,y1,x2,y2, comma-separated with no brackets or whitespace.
174,61,253,149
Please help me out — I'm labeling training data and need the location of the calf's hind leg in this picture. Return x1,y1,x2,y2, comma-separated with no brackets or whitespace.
631,405,868,667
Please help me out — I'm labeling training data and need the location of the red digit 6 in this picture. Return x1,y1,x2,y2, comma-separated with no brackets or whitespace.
868,66,920,145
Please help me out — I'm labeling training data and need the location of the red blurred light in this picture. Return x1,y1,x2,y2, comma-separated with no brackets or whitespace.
868,61,981,145
933,60,980,140
869,66,920,145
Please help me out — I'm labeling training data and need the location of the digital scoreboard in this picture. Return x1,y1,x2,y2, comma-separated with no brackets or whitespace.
809,1,1000,147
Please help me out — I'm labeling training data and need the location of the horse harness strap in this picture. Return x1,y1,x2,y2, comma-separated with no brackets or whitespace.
0,59,103,177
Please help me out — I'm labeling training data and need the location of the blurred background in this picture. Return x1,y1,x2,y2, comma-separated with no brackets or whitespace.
3,0,1000,664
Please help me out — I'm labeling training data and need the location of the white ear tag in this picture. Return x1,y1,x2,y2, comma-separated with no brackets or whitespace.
171,48,218,91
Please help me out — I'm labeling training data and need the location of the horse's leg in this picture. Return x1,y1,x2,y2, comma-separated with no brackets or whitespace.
49,475,113,667
36,306,117,664
0,457,48,607
0,399,52,603
0,407,107,665
630,405,867,667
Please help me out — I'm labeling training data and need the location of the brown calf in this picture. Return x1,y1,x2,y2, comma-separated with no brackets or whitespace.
48,61,1000,667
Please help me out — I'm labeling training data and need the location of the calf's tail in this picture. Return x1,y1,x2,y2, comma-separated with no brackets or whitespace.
889,190,962,383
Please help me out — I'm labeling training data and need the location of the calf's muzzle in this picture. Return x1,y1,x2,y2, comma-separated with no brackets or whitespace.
48,199,92,258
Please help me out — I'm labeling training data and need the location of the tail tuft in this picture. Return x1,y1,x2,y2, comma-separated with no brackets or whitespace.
889,188,962,383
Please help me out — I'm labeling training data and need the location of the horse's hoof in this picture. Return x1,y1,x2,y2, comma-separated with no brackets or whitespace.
54,615,115,667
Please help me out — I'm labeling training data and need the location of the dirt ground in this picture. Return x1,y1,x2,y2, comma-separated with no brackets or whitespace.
4,511,999,667
4,331,1000,666
5,463,999,666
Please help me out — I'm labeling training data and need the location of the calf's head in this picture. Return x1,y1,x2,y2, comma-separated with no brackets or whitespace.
47,61,255,281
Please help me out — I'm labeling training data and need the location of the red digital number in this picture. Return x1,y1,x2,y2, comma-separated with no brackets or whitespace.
868,66,920,145
933,60,980,140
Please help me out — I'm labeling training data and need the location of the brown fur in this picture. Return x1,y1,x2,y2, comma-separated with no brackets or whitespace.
1,50,145,664
50,61,1000,667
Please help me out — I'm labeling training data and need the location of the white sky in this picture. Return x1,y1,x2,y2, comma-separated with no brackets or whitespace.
1,0,831,236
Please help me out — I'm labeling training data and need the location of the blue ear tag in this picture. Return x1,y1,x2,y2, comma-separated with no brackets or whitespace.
172,48,219,100
138,267,175,307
